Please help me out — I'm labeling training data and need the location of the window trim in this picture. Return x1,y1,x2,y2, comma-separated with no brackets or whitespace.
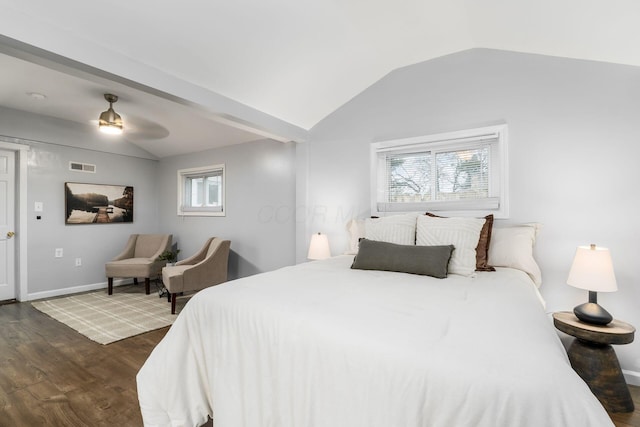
370,125,509,218
177,164,226,217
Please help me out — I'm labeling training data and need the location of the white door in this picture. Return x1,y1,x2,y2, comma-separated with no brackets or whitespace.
0,149,16,301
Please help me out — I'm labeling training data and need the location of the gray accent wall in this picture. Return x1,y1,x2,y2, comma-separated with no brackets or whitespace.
3,106,297,299
299,48,640,378
0,107,161,298
157,139,296,280
27,142,159,296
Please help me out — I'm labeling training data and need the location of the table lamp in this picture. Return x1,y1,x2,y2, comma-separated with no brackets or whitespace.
308,232,331,260
566,244,617,325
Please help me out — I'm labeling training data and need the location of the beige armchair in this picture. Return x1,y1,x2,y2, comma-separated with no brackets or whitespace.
162,237,230,314
105,234,173,295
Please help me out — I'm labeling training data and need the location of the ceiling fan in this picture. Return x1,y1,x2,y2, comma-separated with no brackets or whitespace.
94,93,170,141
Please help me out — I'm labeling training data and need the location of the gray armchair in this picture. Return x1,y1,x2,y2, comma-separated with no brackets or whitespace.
162,237,230,314
105,234,172,295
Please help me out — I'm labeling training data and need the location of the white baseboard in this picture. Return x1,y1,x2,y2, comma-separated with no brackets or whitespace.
623,369,640,387
27,278,130,301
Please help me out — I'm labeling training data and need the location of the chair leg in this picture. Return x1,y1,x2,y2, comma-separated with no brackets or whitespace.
171,293,177,314
133,277,139,286
108,278,113,295
167,292,171,302
145,277,150,295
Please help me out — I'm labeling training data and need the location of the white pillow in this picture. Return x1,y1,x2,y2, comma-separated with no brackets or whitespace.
345,219,366,255
364,214,417,246
488,224,542,286
416,215,485,276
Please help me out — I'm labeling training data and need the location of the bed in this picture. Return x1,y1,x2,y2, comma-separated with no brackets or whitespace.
137,253,613,426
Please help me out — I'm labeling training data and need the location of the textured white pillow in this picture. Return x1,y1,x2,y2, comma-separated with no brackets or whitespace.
364,214,417,246
345,219,366,254
416,215,485,276
488,224,542,286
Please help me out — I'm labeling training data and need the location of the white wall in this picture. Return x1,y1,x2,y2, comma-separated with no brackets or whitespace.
158,139,297,280
299,48,640,377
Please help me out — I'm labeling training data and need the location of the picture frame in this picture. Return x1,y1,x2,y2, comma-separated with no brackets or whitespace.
65,182,134,224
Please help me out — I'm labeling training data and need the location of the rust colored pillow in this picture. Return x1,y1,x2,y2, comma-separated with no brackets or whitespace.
425,213,495,272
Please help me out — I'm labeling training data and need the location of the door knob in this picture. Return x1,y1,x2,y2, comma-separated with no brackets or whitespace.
6,231,15,239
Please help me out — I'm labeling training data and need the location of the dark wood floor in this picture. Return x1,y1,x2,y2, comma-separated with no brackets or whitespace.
0,302,163,425
612,386,640,427
0,285,212,427
1,288,639,426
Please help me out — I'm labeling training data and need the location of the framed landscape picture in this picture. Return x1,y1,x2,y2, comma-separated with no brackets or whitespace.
65,182,134,224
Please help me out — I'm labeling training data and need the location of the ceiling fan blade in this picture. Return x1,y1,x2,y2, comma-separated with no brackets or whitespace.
123,114,170,140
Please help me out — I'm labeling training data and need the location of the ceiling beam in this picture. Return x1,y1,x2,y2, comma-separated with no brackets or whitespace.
0,30,308,144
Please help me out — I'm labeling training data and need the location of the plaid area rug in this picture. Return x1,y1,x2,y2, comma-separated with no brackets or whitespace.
31,290,178,344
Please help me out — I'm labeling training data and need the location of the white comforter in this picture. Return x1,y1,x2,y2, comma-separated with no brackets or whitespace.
137,256,612,427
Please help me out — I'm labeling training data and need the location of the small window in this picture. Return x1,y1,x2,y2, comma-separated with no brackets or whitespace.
371,125,508,218
177,164,225,216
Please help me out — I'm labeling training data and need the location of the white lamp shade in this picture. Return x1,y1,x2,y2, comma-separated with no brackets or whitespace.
308,233,331,260
567,245,617,292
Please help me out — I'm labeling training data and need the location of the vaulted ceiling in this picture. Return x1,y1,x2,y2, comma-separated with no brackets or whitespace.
1,0,639,157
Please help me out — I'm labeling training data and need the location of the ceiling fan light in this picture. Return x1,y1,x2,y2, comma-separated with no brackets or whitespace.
98,94,124,135
99,109,123,134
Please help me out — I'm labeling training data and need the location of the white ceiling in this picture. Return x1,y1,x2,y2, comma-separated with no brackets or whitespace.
1,0,640,158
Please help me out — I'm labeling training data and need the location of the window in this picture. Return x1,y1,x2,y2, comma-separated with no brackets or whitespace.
371,125,508,217
177,164,225,216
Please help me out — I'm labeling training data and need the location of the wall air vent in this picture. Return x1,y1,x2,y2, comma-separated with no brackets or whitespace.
69,162,96,173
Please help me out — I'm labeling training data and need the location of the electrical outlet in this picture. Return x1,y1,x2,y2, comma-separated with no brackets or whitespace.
75,258,82,267
55,248,63,258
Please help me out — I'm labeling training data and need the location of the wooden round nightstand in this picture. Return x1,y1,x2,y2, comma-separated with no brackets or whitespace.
553,311,635,413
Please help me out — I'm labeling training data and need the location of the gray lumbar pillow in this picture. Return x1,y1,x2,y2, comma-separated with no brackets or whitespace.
351,239,454,279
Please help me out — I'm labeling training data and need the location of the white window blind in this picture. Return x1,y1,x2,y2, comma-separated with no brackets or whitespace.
386,152,432,203
372,125,508,217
